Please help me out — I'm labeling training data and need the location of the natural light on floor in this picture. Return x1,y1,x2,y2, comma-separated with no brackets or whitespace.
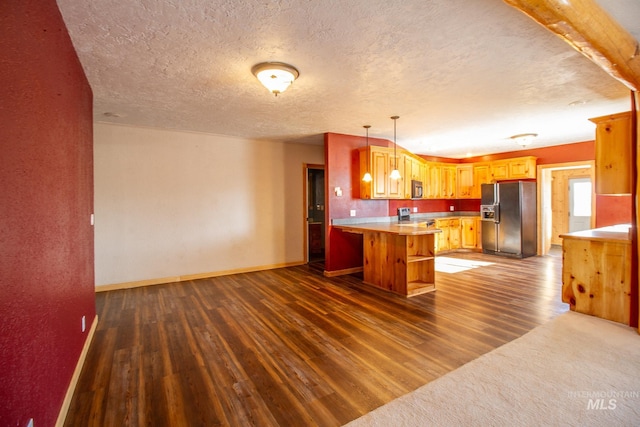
435,257,495,273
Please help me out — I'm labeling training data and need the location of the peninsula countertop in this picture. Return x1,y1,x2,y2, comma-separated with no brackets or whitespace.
333,221,442,236
560,224,631,244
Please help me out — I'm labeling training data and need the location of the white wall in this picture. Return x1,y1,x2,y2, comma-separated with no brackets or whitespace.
94,123,324,286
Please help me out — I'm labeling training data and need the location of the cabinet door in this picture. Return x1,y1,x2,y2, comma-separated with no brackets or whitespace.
472,163,491,198
590,112,632,194
490,161,509,181
509,157,537,179
435,219,450,252
371,150,389,198
388,153,403,198
441,165,457,199
456,165,474,199
461,217,477,248
449,219,461,249
426,163,441,199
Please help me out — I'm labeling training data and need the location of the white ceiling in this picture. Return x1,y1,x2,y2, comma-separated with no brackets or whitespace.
56,0,640,158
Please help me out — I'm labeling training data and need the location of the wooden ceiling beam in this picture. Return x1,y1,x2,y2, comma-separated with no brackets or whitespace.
503,0,640,91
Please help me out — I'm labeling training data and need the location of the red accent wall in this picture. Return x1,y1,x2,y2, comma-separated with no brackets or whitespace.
596,195,633,227
0,1,95,426
464,140,595,164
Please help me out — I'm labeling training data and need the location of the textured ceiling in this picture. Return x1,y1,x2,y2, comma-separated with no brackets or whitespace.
56,0,640,158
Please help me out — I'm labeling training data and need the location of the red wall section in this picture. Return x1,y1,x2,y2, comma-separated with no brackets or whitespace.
324,133,387,271
465,141,595,164
0,1,95,425
596,195,633,227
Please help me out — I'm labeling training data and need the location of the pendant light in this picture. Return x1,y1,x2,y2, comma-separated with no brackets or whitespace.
362,125,372,182
389,116,401,180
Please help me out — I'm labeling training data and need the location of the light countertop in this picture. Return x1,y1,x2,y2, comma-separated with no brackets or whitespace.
333,221,442,236
560,224,631,243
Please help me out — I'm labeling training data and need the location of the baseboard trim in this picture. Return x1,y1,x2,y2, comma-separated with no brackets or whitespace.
95,261,307,292
55,314,98,427
324,266,363,277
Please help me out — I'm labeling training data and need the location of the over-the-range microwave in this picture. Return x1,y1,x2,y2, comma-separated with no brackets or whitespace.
411,180,423,199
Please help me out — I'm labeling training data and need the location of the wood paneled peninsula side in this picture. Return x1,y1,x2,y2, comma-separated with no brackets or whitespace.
333,222,441,297
560,224,632,325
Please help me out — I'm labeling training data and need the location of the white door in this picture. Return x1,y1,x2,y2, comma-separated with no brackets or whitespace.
569,178,592,232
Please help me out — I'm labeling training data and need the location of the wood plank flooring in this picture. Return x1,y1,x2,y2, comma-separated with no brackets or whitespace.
64,250,568,427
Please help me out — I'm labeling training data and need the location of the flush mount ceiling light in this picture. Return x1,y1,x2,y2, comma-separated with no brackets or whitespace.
510,133,538,147
390,116,401,180
362,125,372,182
251,62,299,96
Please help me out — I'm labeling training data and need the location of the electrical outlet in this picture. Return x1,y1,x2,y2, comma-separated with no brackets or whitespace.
413,207,418,213
350,210,356,217
450,205,455,211
82,315,86,332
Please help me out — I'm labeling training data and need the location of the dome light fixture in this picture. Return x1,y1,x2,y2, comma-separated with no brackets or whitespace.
390,116,402,180
362,125,372,182
251,62,299,96
510,133,538,147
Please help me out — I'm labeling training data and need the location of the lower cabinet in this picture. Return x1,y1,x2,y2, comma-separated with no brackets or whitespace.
436,217,480,253
461,217,477,249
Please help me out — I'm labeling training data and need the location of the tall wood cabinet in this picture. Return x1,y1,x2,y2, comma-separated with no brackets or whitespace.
589,112,632,195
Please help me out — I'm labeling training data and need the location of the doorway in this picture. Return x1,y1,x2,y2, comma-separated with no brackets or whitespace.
305,165,325,267
538,161,595,254
568,177,592,232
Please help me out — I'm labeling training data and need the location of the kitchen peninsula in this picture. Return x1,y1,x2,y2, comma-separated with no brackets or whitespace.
333,222,441,297
560,224,632,324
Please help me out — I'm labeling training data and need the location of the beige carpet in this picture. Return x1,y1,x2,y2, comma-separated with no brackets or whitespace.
345,311,640,426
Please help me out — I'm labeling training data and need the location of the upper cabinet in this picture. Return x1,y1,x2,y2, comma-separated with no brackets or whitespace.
589,112,632,195
359,146,537,200
403,153,426,199
490,156,537,181
472,163,491,198
456,164,474,199
359,146,403,199
440,164,457,199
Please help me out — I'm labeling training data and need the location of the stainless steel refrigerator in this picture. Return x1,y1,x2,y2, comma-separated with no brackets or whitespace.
480,181,537,258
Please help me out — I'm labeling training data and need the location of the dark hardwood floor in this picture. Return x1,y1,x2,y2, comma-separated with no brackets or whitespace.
64,250,568,427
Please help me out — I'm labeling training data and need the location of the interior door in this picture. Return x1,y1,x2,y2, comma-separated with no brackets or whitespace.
307,166,325,264
569,177,592,232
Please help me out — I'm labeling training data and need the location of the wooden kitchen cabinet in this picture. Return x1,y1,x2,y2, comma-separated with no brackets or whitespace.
490,157,537,181
388,151,404,198
435,218,461,252
490,160,510,181
449,219,461,249
425,162,441,199
589,112,632,194
334,223,439,297
472,163,491,198
359,146,403,199
440,164,457,199
359,145,535,200
508,156,537,179
561,226,631,324
403,154,425,199
456,164,474,199
461,217,477,249
435,219,449,252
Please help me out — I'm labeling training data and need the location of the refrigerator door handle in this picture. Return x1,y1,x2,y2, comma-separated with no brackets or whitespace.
494,204,500,224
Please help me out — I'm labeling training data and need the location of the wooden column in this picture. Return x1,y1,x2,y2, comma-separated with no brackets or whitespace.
504,0,640,330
